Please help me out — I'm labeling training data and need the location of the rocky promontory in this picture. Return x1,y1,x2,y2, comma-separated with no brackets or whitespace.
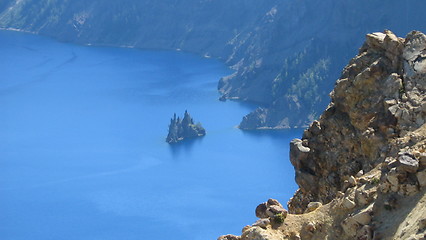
219,30,426,240
166,111,206,144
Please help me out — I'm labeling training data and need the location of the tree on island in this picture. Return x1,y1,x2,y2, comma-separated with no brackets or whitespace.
166,110,206,144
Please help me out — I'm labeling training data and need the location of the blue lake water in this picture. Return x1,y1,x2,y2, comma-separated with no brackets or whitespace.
0,30,301,240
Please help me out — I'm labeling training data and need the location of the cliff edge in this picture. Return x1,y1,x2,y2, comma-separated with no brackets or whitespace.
219,30,426,240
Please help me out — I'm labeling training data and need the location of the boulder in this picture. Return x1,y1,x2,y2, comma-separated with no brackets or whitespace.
253,219,270,229
290,139,311,169
356,225,373,240
398,154,419,173
217,235,241,240
365,32,386,49
418,153,426,167
341,206,373,237
267,198,283,208
305,202,322,213
342,197,356,209
255,199,288,224
304,222,316,233
266,205,287,218
255,202,269,219
417,170,426,188
386,168,399,186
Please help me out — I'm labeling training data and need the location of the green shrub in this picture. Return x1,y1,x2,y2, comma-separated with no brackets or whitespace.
370,177,380,185
384,204,393,211
273,213,285,224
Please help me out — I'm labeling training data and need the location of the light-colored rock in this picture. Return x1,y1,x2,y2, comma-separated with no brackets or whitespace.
356,170,364,178
292,234,301,240
403,184,419,196
348,176,357,186
267,199,283,208
309,120,321,134
384,74,403,99
253,219,270,229
387,168,399,186
218,234,241,240
379,181,391,193
290,139,311,169
418,153,426,167
266,205,287,218
242,225,251,233
417,170,426,188
398,154,419,173
341,206,373,237
342,197,356,209
342,178,357,192
366,32,386,49
355,186,376,206
351,209,373,226
241,227,275,240
356,225,373,240
419,218,426,230
341,217,358,237
388,104,400,116
403,31,426,62
391,183,400,193
383,30,403,55
304,222,316,233
305,202,322,213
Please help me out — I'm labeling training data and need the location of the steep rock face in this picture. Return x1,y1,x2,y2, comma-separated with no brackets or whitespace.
166,111,205,144
1,0,426,129
226,0,426,129
219,30,426,240
288,30,426,214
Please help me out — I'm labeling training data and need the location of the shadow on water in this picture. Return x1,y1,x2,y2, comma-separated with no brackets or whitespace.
241,128,304,142
168,136,204,158
225,99,264,113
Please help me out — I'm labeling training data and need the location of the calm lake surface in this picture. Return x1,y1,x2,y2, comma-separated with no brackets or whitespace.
0,30,301,240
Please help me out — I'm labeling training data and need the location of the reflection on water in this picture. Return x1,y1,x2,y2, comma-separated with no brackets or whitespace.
168,137,205,157
0,30,302,240
242,128,302,141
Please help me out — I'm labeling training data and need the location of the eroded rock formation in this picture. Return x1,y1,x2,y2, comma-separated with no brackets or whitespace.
288,30,426,213
219,30,426,240
166,111,206,144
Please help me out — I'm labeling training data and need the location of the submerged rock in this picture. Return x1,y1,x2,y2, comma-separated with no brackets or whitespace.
166,111,206,144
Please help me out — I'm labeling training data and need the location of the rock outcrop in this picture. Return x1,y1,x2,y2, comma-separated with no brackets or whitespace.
219,30,426,240
288,30,426,213
166,111,206,144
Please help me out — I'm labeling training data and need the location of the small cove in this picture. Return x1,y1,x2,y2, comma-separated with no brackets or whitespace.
0,30,302,240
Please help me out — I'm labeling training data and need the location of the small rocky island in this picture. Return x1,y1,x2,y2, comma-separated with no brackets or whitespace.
166,111,206,144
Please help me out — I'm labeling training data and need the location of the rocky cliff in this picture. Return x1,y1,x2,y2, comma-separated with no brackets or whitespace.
219,31,426,240
1,0,426,129
166,111,206,144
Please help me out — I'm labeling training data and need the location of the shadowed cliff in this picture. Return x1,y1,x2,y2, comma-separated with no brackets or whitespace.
2,0,426,129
